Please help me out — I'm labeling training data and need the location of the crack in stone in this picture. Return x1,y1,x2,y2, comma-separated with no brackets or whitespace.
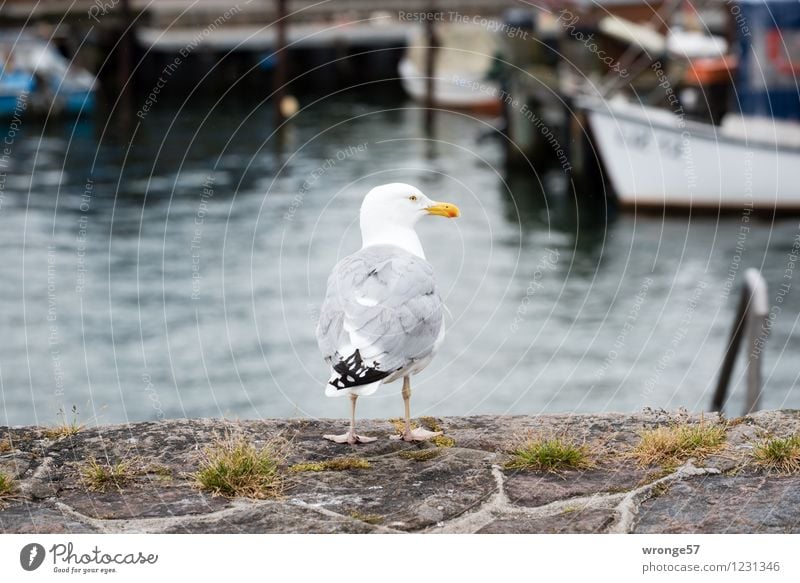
79,499,279,533
430,464,631,533
425,465,511,533
608,459,720,534
31,460,723,535
4,411,796,534
288,500,402,533
430,460,723,534
52,497,397,534
53,501,112,533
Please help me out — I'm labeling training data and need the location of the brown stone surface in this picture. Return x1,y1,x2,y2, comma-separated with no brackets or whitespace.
0,410,798,533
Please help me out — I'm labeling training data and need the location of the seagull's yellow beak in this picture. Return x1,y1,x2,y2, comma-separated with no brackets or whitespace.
425,202,460,218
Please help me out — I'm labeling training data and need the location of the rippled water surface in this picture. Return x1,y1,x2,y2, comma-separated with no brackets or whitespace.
1,94,798,426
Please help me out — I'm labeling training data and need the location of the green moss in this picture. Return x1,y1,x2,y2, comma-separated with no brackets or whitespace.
289,457,370,472
0,472,16,499
194,435,285,499
432,435,455,448
753,434,800,474
79,457,135,492
349,511,383,525
504,436,592,472
398,449,441,461
389,418,415,434
631,421,726,467
44,406,84,440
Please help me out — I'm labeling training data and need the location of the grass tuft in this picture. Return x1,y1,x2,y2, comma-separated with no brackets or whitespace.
630,421,726,467
194,435,286,499
0,438,11,453
398,448,441,462
0,472,16,499
504,435,592,472
79,457,135,492
289,457,370,472
753,434,800,474
44,406,85,440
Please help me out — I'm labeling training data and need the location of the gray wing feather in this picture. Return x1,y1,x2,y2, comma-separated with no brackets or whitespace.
316,245,443,380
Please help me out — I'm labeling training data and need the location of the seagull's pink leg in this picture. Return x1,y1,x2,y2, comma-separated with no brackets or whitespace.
324,393,376,444
390,376,442,442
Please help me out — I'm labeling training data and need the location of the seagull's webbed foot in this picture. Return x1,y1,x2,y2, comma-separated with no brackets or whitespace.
323,432,377,445
390,427,443,442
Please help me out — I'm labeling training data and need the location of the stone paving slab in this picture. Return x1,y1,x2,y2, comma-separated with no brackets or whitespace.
634,475,800,534
1,410,798,533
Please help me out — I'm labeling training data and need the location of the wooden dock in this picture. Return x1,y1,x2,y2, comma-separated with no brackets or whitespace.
136,21,411,52
2,0,522,25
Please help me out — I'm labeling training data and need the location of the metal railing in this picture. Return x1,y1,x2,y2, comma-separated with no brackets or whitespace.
711,268,770,415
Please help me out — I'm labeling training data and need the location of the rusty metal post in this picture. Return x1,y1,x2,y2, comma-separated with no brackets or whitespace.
712,268,769,414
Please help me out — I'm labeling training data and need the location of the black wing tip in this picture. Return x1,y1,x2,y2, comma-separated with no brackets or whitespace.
329,349,391,389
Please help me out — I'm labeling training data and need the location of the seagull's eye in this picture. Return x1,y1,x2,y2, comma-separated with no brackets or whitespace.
409,195,417,202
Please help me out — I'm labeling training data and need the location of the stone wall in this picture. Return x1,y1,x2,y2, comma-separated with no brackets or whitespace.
1,410,798,533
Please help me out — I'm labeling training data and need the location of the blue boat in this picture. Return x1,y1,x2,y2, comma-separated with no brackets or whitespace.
0,32,96,117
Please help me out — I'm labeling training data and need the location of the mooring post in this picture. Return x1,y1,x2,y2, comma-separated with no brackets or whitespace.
423,1,438,133
743,268,769,413
117,0,134,125
274,0,288,123
711,268,769,414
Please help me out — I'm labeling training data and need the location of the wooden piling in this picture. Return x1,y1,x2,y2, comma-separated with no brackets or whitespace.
423,2,438,133
274,0,288,123
117,0,134,124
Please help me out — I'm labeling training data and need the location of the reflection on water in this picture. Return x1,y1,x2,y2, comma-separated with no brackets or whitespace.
1,93,798,426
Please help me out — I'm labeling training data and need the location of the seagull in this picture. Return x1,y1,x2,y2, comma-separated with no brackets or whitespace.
316,183,460,444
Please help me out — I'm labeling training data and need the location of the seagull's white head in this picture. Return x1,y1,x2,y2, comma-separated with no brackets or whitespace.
359,183,460,258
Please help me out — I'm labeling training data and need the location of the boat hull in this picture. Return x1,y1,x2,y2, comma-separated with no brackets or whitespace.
584,100,800,212
398,59,501,114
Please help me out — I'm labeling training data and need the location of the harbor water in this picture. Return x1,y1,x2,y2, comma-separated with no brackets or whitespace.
1,92,798,426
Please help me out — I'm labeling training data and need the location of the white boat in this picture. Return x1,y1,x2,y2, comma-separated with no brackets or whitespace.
582,97,800,211
398,23,501,113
